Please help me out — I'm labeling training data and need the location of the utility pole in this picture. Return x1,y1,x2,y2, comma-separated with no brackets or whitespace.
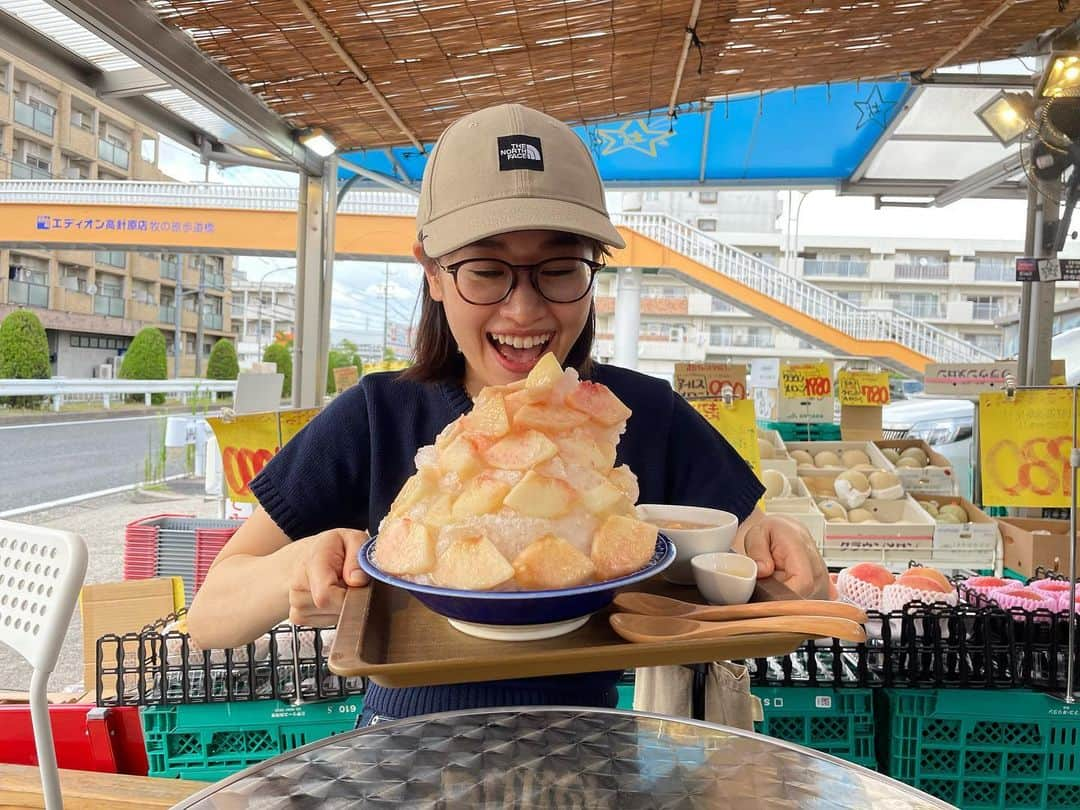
174,276,182,378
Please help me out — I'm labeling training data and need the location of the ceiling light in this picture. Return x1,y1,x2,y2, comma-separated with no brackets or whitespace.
975,90,1035,146
1038,52,1080,99
298,128,337,157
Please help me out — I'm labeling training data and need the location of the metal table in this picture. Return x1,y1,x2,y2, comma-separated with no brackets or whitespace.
175,708,952,809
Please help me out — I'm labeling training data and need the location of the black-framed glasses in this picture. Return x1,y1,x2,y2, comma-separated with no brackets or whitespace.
439,257,603,305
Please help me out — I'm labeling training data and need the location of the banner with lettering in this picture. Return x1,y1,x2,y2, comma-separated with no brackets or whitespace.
673,363,747,400
777,361,834,422
979,389,1077,507
687,398,761,475
837,370,891,407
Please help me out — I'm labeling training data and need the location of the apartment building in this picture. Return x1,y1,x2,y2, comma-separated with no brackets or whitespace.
230,271,296,369
595,189,1079,378
0,49,233,378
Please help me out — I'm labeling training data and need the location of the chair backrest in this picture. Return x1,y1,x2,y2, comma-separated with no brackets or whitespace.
0,520,88,673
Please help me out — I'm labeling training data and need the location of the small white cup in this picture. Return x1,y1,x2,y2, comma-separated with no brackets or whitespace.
691,552,758,605
637,504,738,585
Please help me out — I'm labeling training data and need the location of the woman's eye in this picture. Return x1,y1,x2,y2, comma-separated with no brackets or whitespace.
468,270,506,280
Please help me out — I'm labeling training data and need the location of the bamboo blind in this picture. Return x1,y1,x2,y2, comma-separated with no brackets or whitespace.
149,0,1071,149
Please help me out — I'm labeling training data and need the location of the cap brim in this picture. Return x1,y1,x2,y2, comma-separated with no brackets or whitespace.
419,197,625,258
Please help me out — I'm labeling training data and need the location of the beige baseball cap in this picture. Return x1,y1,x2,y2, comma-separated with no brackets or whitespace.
416,103,625,258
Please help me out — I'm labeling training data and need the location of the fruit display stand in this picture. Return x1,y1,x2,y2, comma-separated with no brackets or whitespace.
752,686,877,770
758,420,842,442
874,439,958,497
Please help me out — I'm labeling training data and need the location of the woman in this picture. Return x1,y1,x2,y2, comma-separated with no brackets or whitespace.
187,103,829,725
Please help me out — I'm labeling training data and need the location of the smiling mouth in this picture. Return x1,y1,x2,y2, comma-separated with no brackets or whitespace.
487,331,554,365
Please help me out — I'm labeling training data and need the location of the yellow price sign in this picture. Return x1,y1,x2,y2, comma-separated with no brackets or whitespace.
781,362,832,399
688,398,761,475
979,389,1078,508
280,408,320,445
837,371,891,406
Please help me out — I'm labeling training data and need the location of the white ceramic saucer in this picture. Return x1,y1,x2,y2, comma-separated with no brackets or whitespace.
446,614,591,641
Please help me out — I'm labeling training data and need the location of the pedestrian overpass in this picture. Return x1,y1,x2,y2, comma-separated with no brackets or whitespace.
0,179,992,376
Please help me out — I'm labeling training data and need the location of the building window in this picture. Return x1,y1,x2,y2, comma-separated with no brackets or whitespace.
644,191,660,201
711,296,737,313
831,290,866,307
974,255,1015,282
698,191,718,204
697,218,717,232
966,295,1004,321
95,250,126,268
963,332,1003,356
641,285,684,299
803,255,869,277
709,324,773,347
889,292,942,319
894,253,949,280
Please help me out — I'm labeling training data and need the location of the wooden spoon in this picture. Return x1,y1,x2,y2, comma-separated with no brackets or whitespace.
609,612,867,644
613,592,867,624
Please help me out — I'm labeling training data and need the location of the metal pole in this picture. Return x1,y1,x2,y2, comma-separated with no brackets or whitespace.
1068,383,1078,703
1017,185,1038,387
174,276,182,378
195,272,205,377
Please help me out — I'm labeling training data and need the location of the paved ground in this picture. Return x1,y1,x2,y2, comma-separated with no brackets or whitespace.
0,478,221,696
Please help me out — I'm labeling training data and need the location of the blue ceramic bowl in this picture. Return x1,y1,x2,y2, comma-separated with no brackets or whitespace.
358,534,674,626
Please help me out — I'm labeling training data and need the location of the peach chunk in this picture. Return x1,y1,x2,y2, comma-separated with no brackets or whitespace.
503,470,578,518
566,381,632,427
482,429,559,470
590,514,658,580
430,534,515,590
513,402,590,432
373,518,436,576
422,493,455,530
608,465,640,504
387,467,439,518
526,352,564,389
580,478,627,515
464,392,510,438
513,535,596,589
441,434,485,479
556,436,617,471
451,473,511,519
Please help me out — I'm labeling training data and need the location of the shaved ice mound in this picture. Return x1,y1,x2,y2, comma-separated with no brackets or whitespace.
374,353,658,591
836,563,895,611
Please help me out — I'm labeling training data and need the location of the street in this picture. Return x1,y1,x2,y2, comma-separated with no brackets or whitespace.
0,415,193,513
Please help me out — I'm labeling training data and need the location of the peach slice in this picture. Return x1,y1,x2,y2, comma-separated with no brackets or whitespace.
503,470,578,518
451,473,511,519
373,518,436,575
433,419,463,451
526,352,563,389
608,465,640,504
556,436,617,471
430,534,514,590
566,381,632,427
482,429,559,470
422,493,455,529
441,434,485,479
512,534,596,589
387,466,439,518
591,514,658,580
581,478,628,516
464,392,510,438
513,402,590,432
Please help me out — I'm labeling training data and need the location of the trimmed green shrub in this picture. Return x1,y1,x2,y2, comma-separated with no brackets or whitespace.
263,343,292,399
0,309,50,408
206,338,239,380
118,327,168,404
326,339,364,395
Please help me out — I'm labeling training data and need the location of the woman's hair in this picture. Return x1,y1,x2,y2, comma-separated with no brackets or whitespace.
401,237,608,384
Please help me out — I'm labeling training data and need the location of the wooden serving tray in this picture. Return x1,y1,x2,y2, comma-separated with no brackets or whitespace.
328,576,809,687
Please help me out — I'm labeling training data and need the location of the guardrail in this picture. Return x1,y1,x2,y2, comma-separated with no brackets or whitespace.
0,378,236,411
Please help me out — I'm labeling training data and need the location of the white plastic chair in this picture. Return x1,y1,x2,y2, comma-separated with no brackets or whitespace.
0,520,88,810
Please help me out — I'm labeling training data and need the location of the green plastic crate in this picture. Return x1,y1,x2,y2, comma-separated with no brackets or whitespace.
759,421,842,443
752,687,877,770
882,689,1080,810
141,696,362,780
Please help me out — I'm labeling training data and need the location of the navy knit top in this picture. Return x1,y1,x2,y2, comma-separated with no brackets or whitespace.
251,363,764,719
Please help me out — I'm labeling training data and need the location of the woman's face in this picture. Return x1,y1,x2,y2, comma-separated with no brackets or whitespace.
418,230,594,394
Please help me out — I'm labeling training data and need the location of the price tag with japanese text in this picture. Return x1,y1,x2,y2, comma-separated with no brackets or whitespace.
781,362,833,399
688,398,761,475
979,389,1078,507
837,371,891,407
674,363,747,400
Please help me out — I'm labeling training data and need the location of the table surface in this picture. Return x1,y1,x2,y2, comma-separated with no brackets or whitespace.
176,708,953,809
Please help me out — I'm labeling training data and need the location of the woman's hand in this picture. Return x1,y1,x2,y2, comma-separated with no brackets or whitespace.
739,512,830,600
288,528,370,627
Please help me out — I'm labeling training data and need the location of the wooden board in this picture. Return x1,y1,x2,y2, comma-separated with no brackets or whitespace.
329,577,808,687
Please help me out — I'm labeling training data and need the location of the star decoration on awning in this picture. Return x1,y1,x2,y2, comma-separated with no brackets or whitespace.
854,85,894,130
594,119,675,157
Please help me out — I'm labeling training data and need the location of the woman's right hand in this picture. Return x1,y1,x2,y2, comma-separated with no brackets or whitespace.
288,528,370,627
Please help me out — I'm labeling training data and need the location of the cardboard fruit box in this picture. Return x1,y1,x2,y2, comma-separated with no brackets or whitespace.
763,478,825,547
912,495,1000,554
873,439,957,496
998,517,1080,579
818,496,936,554
785,440,894,475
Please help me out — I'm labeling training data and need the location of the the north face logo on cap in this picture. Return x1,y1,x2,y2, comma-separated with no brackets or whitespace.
497,135,544,171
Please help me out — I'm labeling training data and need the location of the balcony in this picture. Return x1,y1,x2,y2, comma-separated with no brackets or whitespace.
971,303,1003,321
203,270,226,291
203,312,224,331
10,161,50,180
128,300,158,322
894,262,949,281
95,250,127,269
892,304,944,320
51,286,93,315
98,139,130,170
160,259,180,281
93,295,125,317
8,281,49,308
14,99,54,136
159,305,177,325
710,333,776,349
974,262,1014,282
131,253,160,281
802,260,868,278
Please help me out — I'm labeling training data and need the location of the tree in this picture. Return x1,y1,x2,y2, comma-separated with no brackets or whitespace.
263,343,292,399
0,309,50,408
326,339,363,394
206,338,239,380
118,327,168,404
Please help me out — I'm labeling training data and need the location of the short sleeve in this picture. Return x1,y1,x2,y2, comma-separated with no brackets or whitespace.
663,392,764,521
249,386,372,540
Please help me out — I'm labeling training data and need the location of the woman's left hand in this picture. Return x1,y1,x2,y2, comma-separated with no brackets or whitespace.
739,512,830,599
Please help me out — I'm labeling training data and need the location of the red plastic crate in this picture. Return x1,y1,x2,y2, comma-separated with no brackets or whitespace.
0,704,148,775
